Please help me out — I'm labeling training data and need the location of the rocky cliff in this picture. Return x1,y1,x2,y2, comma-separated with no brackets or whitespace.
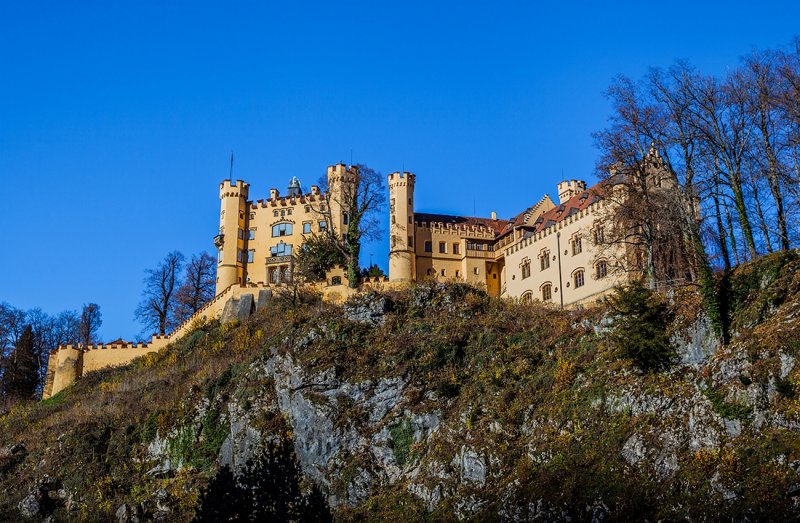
2,251,800,521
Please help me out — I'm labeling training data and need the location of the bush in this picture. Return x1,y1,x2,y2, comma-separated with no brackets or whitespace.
607,282,675,372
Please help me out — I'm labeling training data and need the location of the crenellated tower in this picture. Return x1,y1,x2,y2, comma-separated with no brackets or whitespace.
326,163,359,235
388,171,416,281
216,179,250,295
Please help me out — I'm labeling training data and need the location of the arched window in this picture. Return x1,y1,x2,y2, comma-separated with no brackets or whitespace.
595,260,608,279
574,269,585,288
540,250,550,271
571,235,582,255
521,291,533,303
272,223,293,237
521,257,531,279
541,283,552,302
593,225,605,245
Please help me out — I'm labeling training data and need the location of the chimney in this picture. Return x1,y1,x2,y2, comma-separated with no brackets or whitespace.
491,211,497,221
269,188,279,200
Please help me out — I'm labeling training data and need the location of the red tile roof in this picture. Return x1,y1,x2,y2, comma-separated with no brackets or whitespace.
530,183,607,234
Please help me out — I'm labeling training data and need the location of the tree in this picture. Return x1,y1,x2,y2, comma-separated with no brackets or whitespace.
313,164,386,288
294,234,346,282
593,75,693,288
607,282,675,372
79,303,102,346
135,251,184,336
359,264,386,279
174,252,216,324
1,325,39,402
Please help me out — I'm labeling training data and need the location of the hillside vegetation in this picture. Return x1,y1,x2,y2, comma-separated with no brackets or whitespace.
2,251,800,521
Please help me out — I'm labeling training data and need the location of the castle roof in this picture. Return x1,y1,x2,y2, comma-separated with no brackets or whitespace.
528,178,611,234
414,212,511,235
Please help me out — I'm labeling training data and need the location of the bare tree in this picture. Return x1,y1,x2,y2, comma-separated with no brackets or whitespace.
174,252,217,324
313,164,386,288
135,251,185,336
742,50,791,251
594,76,692,287
78,303,102,346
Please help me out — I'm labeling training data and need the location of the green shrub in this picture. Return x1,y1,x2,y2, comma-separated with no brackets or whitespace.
388,418,416,467
607,282,675,372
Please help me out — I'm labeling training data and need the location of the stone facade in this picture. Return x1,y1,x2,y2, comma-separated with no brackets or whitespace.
388,172,628,306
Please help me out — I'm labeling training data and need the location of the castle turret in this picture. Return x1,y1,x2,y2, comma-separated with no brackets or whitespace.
216,179,250,295
557,179,587,204
388,171,416,282
326,163,359,234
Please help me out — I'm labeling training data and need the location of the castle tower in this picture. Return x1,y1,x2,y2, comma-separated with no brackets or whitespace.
215,179,250,295
388,171,416,281
326,163,359,235
557,179,587,204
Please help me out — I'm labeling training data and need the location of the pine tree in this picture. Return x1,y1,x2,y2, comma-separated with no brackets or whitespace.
1,325,39,401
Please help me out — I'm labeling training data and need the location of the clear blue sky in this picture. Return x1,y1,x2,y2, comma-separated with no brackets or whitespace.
1,1,798,340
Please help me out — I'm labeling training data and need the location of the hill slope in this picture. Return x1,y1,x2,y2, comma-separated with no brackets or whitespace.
2,251,800,521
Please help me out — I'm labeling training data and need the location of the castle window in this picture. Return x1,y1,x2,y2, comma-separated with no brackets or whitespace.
540,251,550,271
270,243,293,256
572,236,582,255
574,269,585,288
596,260,608,279
319,220,327,231
272,223,293,237
343,213,349,225
303,222,312,234
439,242,446,254
521,258,531,279
441,269,446,277
593,225,605,245
473,267,479,275
453,243,460,255
391,214,396,224
249,212,255,220
427,268,434,276
541,283,552,302
247,250,255,263
281,210,286,217
424,241,432,253
273,210,279,217
522,291,533,304
331,276,342,286
287,208,293,216
237,249,243,263
455,270,460,278
218,248,223,263
248,230,255,240
408,236,413,247
304,205,311,213
238,229,244,240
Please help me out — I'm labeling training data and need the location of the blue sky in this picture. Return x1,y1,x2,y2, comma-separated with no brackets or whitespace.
1,1,798,340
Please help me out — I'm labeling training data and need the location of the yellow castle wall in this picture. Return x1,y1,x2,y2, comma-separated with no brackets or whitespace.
503,199,625,306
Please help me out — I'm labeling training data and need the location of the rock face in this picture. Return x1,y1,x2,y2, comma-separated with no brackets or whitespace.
8,258,800,521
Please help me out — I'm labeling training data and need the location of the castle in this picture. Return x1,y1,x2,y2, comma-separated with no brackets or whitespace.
388,172,624,306
43,162,626,399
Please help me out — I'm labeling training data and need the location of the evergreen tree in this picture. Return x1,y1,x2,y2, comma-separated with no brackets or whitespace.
1,325,39,401
607,282,675,372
